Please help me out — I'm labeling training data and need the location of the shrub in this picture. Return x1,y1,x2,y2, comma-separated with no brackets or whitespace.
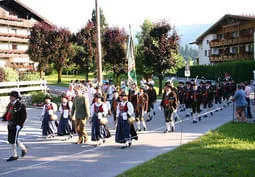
177,60,255,82
31,91,46,104
19,72,40,81
4,68,19,81
0,67,5,82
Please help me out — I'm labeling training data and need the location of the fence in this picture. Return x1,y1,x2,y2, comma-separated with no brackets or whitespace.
0,79,47,94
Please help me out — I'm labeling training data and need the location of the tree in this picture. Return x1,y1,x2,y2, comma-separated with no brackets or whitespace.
136,19,153,75
28,23,54,78
75,21,97,80
48,28,74,83
102,27,128,82
143,20,179,95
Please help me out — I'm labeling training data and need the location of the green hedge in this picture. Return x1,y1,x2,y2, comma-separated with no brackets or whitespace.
177,60,255,82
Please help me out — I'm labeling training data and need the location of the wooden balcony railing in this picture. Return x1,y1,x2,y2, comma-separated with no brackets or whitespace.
210,37,254,47
209,53,253,62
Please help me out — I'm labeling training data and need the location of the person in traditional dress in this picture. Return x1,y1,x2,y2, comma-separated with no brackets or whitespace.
111,90,120,127
41,95,58,139
191,83,202,123
115,92,138,148
4,91,28,161
90,94,111,146
160,85,178,133
71,88,90,144
145,83,157,122
57,95,73,139
135,87,149,131
184,81,193,117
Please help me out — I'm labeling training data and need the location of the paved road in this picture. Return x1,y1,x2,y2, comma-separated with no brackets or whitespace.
0,102,236,177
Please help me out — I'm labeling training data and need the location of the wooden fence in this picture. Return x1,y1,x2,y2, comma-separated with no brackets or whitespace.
0,79,47,94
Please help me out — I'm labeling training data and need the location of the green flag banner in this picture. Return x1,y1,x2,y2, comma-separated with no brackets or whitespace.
127,27,137,90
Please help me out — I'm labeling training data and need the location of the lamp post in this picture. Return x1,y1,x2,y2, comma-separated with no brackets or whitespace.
95,0,102,85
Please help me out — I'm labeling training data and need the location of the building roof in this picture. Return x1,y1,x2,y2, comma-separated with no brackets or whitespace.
191,14,255,44
0,0,53,26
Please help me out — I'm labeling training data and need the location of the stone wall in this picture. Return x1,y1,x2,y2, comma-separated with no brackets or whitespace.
0,95,32,117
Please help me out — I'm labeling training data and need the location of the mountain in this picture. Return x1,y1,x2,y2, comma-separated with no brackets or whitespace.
175,24,211,48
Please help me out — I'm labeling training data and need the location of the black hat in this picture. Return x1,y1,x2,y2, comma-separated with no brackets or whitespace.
9,91,21,100
178,81,184,84
94,93,102,99
119,92,127,97
61,94,68,99
44,94,53,100
199,81,204,84
186,81,191,85
206,80,211,84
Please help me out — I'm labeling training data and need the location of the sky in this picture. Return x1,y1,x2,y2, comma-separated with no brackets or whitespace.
20,0,255,33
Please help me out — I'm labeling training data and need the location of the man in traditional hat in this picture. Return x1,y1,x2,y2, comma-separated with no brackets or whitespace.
202,81,214,117
136,87,149,131
177,81,185,112
184,81,193,117
3,91,28,161
144,83,156,122
160,85,178,133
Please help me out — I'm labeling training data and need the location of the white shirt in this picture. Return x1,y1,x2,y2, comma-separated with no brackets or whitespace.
116,101,134,118
90,102,108,118
41,102,57,117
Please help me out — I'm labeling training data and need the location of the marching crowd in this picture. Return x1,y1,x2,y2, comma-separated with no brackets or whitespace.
1,77,253,161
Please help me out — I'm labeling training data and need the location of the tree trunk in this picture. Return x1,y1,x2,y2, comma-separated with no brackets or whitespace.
158,74,163,95
40,70,44,79
57,68,63,83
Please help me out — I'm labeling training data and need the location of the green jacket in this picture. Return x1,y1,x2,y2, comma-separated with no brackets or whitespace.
71,96,90,119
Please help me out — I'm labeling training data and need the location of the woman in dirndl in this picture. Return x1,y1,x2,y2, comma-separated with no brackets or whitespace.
115,92,138,148
90,93,111,146
57,95,73,138
41,95,58,138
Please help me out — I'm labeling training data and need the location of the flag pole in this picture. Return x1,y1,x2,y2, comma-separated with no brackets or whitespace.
95,0,102,85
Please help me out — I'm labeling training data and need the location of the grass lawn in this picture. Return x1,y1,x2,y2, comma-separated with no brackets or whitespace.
45,74,88,87
117,122,255,177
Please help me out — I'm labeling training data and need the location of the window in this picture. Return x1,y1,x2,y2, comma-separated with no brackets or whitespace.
204,50,207,56
12,44,17,50
232,31,239,38
217,34,224,40
230,46,238,54
207,40,209,44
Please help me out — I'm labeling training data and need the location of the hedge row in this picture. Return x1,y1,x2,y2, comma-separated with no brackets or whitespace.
176,60,255,82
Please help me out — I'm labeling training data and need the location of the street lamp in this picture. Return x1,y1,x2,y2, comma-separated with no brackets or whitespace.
95,0,102,85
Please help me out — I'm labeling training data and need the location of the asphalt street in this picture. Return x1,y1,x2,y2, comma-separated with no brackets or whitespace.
0,101,238,177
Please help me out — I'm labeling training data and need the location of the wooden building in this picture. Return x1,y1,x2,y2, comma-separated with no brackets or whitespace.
0,0,52,71
192,14,255,65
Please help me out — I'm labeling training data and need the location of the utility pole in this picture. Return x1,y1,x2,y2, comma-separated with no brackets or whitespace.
95,0,102,85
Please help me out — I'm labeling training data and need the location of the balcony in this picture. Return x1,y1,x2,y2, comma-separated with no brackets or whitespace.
209,53,253,62
0,18,33,28
0,49,27,58
209,36,254,47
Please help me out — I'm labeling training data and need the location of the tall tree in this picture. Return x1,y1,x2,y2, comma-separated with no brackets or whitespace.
136,19,153,75
28,23,54,78
143,20,179,94
48,28,74,83
75,21,97,80
102,27,128,82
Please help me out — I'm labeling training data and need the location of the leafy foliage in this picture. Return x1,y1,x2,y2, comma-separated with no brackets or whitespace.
0,67,5,82
4,68,19,81
28,23,55,77
74,21,97,80
143,20,179,94
177,60,255,82
48,28,74,83
102,27,128,82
